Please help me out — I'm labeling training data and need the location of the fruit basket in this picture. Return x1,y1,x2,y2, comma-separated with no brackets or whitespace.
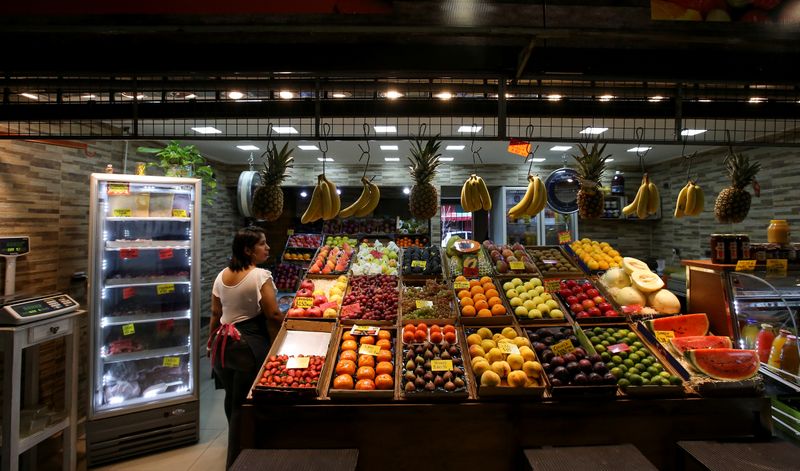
525,246,585,277
285,276,348,320
307,244,354,276
339,275,399,325
401,246,444,279
578,324,684,398
451,276,514,326
327,325,398,400
349,240,401,276
400,279,457,324
463,326,548,398
563,238,624,274
250,319,336,400
482,241,542,277
286,233,322,249
281,249,314,264
496,275,570,325
322,235,359,249
524,326,618,397
553,279,623,323
399,322,469,401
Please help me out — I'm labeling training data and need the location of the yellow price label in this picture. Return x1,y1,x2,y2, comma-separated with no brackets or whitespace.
286,356,310,369
453,281,470,290
430,359,454,372
350,325,380,336
122,324,135,336
498,342,520,355
558,231,572,244
415,300,433,309
411,260,427,268
107,183,130,196
287,229,295,236
358,344,382,356
551,339,576,356
162,357,180,367
172,209,188,217
295,297,314,309
156,283,175,295
112,208,132,217
766,259,788,276
655,330,675,343
736,260,757,272
510,261,525,270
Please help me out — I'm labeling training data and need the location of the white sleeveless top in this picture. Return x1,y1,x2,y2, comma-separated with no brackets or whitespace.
212,267,275,325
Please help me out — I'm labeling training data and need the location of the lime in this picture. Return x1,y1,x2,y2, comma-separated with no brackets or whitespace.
623,359,634,368
641,372,652,380
652,363,663,372
659,377,672,386
641,358,653,367
646,366,659,376
628,353,639,362
626,333,638,343
593,327,603,334
617,378,630,389
617,350,629,359
669,375,682,385
659,371,671,379
611,355,623,364
590,336,601,344
633,341,643,348
640,378,651,386
601,352,611,362
619,329,630,336
601,340,610,347
629,374,643,386
595,344,606,353
617,364,628,374
627,367,639,376
609,367,622,377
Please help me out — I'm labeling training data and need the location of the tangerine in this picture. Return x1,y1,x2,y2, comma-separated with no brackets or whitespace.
474,300,489,311
491,304,506,316
377,330,392,340
469,279,481,288
470,285,485,296
479,276,493,285
356,366,375,380
358,355,375,367
487,296,502,307
355,379,375,390
455,275,467,282
342,332,355,341
375,374,394,390
335,360,356,376
376,339,392,350
460,297,474,307
457,290,471,299
461,305,476,317
477,308,492,317
340,350,357,362
377,349,393,363
333,374,354,389
341,340,358,351
375,361,393,375
484,289,499,299
473,293,487,302
482,283,495,293
359,336,376,345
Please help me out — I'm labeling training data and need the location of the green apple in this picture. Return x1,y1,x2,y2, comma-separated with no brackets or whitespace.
503,281,515,291
534,286,545,296
506,289,519,298
518,292,530,301
540,292,552,301
545,299,559,310
511,278,523,287
509,297,523,307
550,309,564,319
531,278,543,287
536,303,551,315
515,305,528,317
528,309,543,319
522,300,537,311
531,296,543,306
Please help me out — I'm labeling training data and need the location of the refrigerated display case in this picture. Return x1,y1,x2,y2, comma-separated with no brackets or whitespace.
440,201,473,247
86,174,200,466
490,187,578,246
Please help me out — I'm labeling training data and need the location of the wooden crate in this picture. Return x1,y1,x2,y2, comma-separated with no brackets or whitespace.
525,245,585,277
325,325,399,401
399,278,458,325
338,275,400,326
494,275,573,326
452,276,515,327
398,324,470,401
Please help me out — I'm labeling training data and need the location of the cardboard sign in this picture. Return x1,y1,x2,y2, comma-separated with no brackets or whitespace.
411,260,427,268
510,261,525,270
430,359,454,372
286,356,309,369
172,209,188,217
453,281,470,290
507,138,531,158
415,300,433,309
358,344,382,356
107,183,130,196
498,342,520,355
766,259,788,277
156,283,175,295
654,330,675,343
544,280,561,293
295,297,314,309
350,324,380,336
122,324,135,336
558,231,572,244
735,260,757,272
122,287,136,299
607,343,630,354
112,208,132,217
551,339,576,356
159,248,174,260
162,357,180,368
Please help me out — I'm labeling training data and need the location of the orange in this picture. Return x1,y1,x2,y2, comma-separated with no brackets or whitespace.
460,297,474,307
482,283,495,292
487,297,502,307
341,340,358,351
342,332,355,341
355,379,375,390
333,374,354,390
477,308,492,317
485,289,499,299
375,374,394,390
358,354,375,367
491,304,506,316
340,350,357,362
359,336,376,345
403,323,416,333
335,360,356,376
430,331,444,343
470,285,484,296
473,293,487,302
376,339,392,350
479,276,493,285
461,305,476,317
474,300,489,311
444,331,457,343
376,361,393,375
416,323,428,331
457,290,471,300
377,349,393,363
430,325,441,333
414,330,427,342
455,275,467,282
377,330,392,340
356,366,375,380
469,279,481,287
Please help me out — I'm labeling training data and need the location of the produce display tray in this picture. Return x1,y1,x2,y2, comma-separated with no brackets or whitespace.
338,275,399,326
451,276,515,327
525,245,586,277
552,278,626,324
494,275,572,326
483,245,543,278
288,275,349,321
306,244,354,276
399,324,470,401
326,325,398,401
399,278,457,325
400,246,444,279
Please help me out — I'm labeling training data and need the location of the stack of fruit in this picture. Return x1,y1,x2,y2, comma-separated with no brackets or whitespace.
283,251,312,263
331,329,395,391
444,236,493,278
568,238,622,272
286,278,346,319
286,234,322,248
483,241,537,275
556,279,620,319
600,257,680,315
349,240,401,276
340,275,399,322
502,277,565,321
584,326,681,390
323,218,395,235
401,323,467,395
527,247,582,275
454,276,508,319
307,244,353,275
401,246,442,277
527,327,615,388
401,280,454,321
465,327,545,390
256,354,325,390
323,235,358,248
272,263,304,292
395,236,428,248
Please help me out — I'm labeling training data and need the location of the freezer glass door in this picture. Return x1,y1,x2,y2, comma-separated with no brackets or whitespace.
92,179,196,415
440,202,473,247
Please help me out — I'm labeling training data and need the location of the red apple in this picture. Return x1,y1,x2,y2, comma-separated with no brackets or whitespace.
592,296,605,305
559,289,573,298
299,279,315,291
566,295,579,306
286,308,305,318
307,306,322,317
587,306,601,317
605,309,620,317
570,303,584,313
575,293,588,302
581,282,594,291
566,280,578,289
586,288,600,298
576,311,589,318
597,302,612,312
581,299,595,310
296,288,313,298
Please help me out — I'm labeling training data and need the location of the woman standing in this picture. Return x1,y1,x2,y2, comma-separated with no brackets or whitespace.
208,226,282,466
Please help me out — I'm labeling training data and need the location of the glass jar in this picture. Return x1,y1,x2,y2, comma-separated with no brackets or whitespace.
780,335,799,376
768,330,790,368
737,234,751,260
710,234,729,264
751,243,767,263
755,324,776,363
767,220,790,244
740,320,760,349
765,243,781,260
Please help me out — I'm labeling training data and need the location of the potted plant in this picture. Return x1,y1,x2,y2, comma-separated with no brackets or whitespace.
137,140,217,205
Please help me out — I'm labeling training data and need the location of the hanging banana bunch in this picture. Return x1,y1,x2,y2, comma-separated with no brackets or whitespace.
339,176,381,218
674,180,705,218
300,174,342,223
622,173,660,219
460,174,491,212
507,174,547,219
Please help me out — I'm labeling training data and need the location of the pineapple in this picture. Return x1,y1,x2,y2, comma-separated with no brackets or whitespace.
572,142,610,219
714,150,760,224
407,135,443,219
252,142,294,221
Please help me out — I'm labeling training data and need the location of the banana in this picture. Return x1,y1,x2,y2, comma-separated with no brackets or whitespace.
674,181,690,218
475,175,492,211
622,188,640,216
535,177,547,214
508,176,535,219
324,176,341,218
685,182,697,218
470,176,482,212
318,177,333,220
647,180,659,215
356,179,381,217
460,176,472,212
339,180,369,218
462,176,480,212
301,175,323,224
688,183,704,216
636,175,650,220
526,176,544,216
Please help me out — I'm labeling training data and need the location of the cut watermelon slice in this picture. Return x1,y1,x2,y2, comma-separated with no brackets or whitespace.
646,313,709,337
670,336,732,354
684,348,759,381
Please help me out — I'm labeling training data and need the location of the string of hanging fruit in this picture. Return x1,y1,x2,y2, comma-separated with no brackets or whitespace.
339,124,381,218
714,134,760,224
507,133,546,218
408,126,443,219
460,127,492,212
621,129,660,220
301,124,342,223
673,136,704,218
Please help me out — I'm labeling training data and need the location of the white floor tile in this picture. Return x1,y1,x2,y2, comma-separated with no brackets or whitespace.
188,427,228,471
93,428,224,471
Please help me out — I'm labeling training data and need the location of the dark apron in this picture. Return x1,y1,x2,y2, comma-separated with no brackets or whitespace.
210,315,271,388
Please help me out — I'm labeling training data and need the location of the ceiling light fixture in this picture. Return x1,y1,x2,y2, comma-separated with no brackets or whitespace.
278,91,294,99
457,125,481,133
383,90,403,99
228,91,244,100
402,187,410,195
748,97,766,103
374,125,397,133
627,147,652,153
579,127,608,135
527,158,546,163
236,145,260,151
185,93,197,99
272,126,298,134
599,95,614,102
317,157,334,162
545,94,562,101
435,91,453,100
680,129,707,136
300,191,308,198
298,145,319,151
648,96,664,102
439,157,454,162
384,157,400,162
549,145,572,152
697,99,712,103
446,145,465,151
380,145,399,151
191,127,222,134
81,94,96,99
121,92,146,100
20,92,39,100
606,158,615,162
331,92,350,98
336,189,341,195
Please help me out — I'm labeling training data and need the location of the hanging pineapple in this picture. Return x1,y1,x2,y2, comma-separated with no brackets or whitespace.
714,150,760,224
407,134,443,219
252,142,294,221
571,142,611,219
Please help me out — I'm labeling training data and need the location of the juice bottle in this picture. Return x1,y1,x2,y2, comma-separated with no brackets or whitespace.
755,324,776,363
611,171,625,195
780,335,799,376
740,320,760,349
767,330,790,368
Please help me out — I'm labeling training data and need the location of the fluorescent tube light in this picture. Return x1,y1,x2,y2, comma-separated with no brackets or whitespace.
236,145,260,151
446,145,465,151
439,157,454,162
191,127,222,134
627,147,652,153
298,145,319,151
317,157,334,162
680,129,707,136
272,126,298,134
380,145,399,151
579,127,608,135
384,157,400,162
457,125,481,133
374,126,397,133
549,146,572,152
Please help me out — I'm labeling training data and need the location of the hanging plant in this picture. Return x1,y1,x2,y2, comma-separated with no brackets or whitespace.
137,140,218,205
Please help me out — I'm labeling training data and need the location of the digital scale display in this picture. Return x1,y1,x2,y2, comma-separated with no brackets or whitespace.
1,294,77,325
0,237,30,257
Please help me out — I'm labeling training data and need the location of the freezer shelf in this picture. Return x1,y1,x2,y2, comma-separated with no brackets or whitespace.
104,276,190,287
102,345,190,364
18,418,69,454
106,240,190,250
106,217,191,222
102,310,191,327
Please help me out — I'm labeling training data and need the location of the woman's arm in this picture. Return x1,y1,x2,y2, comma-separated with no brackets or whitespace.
209,294,222,348
259,279,283,325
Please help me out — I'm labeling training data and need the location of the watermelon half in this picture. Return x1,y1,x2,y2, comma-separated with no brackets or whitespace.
670,336,732,354
684,348,759,381
646,313,709,337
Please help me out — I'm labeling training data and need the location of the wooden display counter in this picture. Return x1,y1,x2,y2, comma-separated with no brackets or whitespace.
237,396,771,470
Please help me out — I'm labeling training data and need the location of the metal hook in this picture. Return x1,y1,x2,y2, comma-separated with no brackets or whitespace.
680,128,697,182
264,123,277,154
469,123,483,173
527,144,540,176
247,152,255,171
358,123,372,179
318,122,331,174
634,127,649,173
418,123,427,137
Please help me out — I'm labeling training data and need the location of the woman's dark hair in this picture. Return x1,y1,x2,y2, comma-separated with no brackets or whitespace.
229,226,266,271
